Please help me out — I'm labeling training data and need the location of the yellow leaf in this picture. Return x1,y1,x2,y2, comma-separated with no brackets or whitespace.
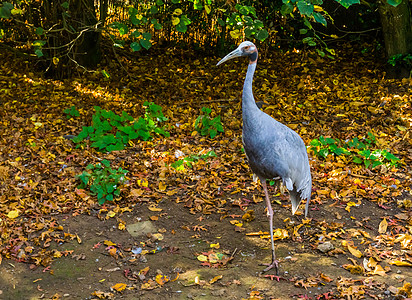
314,5,323,11
108,248,117,257
173,8,183,16
197,254,208,262
210,243,220,249
230,29,242,39
137,179,148,187
151,233,163,241
104,240,116,246
371,264,387,276
155,274,170,285
166,189,178,196
141,279,157,290
347,244,362,258
204,5,211,14
172,16,180,25
345,201,356,212
52,57,59,65
148,204,162,212
107,211,116,218
118,222,126,230
209,275,223,284
7,210,19,219
111,283,127,291
390,260,412,267
158,181,167,191
379,218,388,234
273,228,289,240
139,266,150,275
343,264,364,274
130,188,144,197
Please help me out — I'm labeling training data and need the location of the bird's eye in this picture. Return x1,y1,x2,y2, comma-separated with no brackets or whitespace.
244,46,249,50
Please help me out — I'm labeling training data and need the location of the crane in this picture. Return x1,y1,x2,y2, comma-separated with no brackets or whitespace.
217,41,312,274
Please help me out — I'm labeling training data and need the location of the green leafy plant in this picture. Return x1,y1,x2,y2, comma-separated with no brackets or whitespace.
309,136,350,158
64,105,80,119
310,132,400,168
194,107,224,139
388,53,412,67
77,160,128,204
72,102,169,152
224,3,269,41
171,150,216,171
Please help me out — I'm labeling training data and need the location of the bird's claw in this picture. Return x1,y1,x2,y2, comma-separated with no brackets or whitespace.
259,259,279,275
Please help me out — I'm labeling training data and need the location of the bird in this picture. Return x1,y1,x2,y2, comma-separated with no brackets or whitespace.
217,41,312,274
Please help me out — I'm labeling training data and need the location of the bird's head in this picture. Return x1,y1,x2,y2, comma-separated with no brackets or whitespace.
216,41,258,66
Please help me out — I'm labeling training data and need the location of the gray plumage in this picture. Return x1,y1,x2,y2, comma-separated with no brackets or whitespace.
217,41,312,273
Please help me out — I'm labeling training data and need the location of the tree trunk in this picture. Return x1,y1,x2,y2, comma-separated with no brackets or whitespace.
378,0,412,78
71,0,101,68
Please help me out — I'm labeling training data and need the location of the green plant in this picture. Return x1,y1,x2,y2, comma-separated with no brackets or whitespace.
64,105,80,119
388,53,412,67
77,160,128,204
310,132,400,168
72,102,169,152
171,150,216,171
309,136,350,158
194,107,224,139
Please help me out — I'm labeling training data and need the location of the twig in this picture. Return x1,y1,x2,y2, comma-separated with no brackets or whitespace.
230,247,238,259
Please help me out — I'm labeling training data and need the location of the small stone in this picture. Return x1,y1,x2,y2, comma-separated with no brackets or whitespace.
317,241,334,253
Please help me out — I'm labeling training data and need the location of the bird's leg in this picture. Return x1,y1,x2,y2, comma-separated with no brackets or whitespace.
259,179,279,275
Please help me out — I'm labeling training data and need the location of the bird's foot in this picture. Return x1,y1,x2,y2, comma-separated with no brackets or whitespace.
259,259,279,275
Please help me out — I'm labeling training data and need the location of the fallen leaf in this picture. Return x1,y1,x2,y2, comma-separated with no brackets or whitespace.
210,243,220,249
7,210,19,219
148,204,162,212
347,244,362,258
370,264,387,276
111,283,127,292
378,218,388,234
209,275,223,284
197,254,208,262
155,274,170,285
389,260,412,267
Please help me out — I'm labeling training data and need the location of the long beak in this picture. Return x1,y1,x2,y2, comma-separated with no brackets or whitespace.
216,48,242,66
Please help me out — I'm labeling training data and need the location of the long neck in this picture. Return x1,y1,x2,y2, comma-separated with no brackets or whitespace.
242,62,258,114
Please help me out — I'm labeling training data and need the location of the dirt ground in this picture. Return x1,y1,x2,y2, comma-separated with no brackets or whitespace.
1,188,411,300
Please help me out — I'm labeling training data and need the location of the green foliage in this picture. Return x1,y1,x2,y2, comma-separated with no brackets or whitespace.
194,107,224,139
77,160,128,204
64,105,80,119
224,3,269,42
310,136,351,158
388,53,412,68
310,132,400,169
171,150,216,171
0,2,13,19
73,102,169,152
334,0,361,9
386,0,402,7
